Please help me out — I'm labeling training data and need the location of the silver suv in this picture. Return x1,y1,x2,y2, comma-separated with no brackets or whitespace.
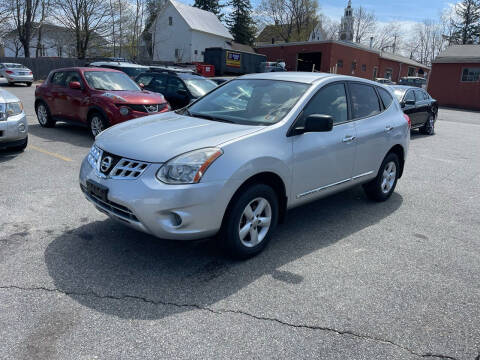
80,73,410,258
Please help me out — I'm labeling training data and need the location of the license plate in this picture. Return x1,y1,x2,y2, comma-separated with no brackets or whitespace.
86,180,108,202
20,72,27,75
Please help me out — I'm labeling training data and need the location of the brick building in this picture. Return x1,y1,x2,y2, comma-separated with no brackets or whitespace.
427,45,480,110
255,40,430,83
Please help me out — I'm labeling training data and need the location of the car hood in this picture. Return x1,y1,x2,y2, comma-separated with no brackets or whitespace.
95,112,264,162
0,89,19,103
98,90,165,104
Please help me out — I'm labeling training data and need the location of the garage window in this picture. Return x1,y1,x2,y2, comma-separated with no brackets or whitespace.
337,60,343,68
461,68,480,82
362,64,366,71
169,17,173,26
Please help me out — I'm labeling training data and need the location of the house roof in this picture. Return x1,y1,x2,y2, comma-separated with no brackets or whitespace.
433,45,480,63
256,39,430,69
379,51,429,69
256,25,290,43
169,0,232,40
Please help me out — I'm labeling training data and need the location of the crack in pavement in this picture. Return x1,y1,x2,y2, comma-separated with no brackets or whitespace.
0,284,461,360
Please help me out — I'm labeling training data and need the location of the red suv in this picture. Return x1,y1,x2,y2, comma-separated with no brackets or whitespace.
35,67,170,137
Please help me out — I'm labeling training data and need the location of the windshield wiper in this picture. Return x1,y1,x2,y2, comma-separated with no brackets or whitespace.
189,112,234,123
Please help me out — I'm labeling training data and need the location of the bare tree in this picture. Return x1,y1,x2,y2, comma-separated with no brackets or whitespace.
372,22,403,52
257,0,319,42
353,6,376,44
35,0,50,57
405,19,447,65
54,0,109,59
4,0,42,57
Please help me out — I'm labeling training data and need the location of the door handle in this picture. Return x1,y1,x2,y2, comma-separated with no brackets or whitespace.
385,125,393,132
342,135,356,143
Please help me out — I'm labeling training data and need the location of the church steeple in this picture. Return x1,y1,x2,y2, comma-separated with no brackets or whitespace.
339,0,354,42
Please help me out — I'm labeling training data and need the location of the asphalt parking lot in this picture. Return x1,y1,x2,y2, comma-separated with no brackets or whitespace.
1,79,479,360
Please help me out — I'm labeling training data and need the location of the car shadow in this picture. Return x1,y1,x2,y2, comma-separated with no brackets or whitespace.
45,186,403,320
28,123,93,148
410,130,432,140
0,148,23,163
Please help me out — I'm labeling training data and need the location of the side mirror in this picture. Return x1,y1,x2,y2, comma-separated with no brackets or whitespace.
69,81,81,90
295,114,333,135
139,83,145,89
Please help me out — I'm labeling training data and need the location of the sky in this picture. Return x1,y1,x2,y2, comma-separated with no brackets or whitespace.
318,0,454,22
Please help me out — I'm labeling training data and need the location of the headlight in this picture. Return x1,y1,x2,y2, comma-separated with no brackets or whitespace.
6,102,23,117
156,147,223,184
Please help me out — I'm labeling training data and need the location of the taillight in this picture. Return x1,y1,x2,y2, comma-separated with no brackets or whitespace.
5,70,13,74
29,71,32,75
404,114,411,129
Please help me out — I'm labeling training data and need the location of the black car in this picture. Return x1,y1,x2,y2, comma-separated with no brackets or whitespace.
135,70,218,109
390,85,438,135
398,77,427,88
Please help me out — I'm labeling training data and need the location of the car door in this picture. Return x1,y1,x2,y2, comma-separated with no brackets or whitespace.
166,76,190,109
402,89,418,125
350,83,392,179
292,82,357,202
60,71,88,123
414,89,428,126
48,71,67,117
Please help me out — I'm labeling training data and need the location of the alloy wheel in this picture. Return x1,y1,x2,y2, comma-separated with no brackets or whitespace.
238,197,272,248
90,116,104,137
381,161,396,194
37,105,48,125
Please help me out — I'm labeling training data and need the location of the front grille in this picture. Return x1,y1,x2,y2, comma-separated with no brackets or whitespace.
125,103,167,113
88,145,150,179
81,184,139,222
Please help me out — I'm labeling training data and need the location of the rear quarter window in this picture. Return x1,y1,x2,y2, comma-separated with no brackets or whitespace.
377,87,393,109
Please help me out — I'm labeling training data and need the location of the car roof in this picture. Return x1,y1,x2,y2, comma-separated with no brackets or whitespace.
50,67,124,73
239,72,385,86
389,85,421,90
89,61,149,68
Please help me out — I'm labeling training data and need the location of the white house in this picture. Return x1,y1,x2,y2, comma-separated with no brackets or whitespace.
151,0,233,62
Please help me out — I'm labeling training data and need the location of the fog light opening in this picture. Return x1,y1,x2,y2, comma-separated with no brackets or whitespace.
170,212,182,227
18,124,26,132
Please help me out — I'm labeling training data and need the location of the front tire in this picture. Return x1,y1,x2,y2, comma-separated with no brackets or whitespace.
36,102,56,128
88,112,108,138
26,82,32,87
221,184,279,259
363,153,400,202
420,113,435,135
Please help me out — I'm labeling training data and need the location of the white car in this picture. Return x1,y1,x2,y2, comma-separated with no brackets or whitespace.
88,61,149,79
0,63,34,86
0,88,28,150
80,72,410,258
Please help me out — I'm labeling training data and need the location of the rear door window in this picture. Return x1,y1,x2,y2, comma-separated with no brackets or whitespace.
377,87,393,109
302,82,348,124
414,89,424,102
64,71,82,87
349,83,381,119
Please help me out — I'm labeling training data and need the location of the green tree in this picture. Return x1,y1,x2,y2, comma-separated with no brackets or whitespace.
226,0,256,45
451,0,480,44
193,0,223,19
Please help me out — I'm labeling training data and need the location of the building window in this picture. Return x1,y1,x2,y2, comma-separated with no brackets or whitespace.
201,51,205,56
194,50,198,55
385,68,393,79
362,64,366,71
169,16,173,26
175,48,179,57
351,61,357,70
337,60,343,68
408,66,416,76
461,68,480,82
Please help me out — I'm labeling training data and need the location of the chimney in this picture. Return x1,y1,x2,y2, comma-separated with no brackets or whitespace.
369,37,373,48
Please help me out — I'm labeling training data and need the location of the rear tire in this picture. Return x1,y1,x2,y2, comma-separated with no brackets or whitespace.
36,102,56,128
88,112,108,138
8,82,14,86
26,82,32,87
221,184,279,259
420,113,435,135
363,152,400,202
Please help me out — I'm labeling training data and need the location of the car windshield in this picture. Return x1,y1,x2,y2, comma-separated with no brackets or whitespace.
186,79,309,126
121,67,147,78
184,79,217,98
84,71,140,91
393,89,406,102
5,63,24,68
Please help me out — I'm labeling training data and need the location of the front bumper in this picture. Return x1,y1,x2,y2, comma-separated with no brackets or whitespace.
79,156,236,240
0,113,28,146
